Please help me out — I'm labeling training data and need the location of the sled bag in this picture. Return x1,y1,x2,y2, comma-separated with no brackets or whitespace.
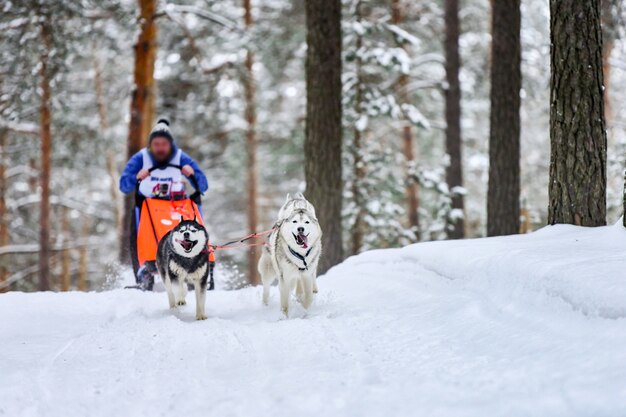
137,198,204,266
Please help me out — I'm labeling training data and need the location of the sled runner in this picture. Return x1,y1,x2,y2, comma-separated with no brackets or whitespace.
127,164,215,291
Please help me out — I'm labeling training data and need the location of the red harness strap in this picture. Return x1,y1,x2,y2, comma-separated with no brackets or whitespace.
213,241,267,250
201,227,276,254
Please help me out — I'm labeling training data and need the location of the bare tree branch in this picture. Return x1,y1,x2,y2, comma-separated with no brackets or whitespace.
162,4,240,31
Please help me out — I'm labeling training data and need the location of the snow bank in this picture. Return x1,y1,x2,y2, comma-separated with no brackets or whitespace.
1,225,625,417
402,223,626,319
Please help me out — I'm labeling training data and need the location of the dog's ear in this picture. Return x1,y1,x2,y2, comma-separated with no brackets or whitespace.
285,193,291,203
179,216,184,224
193,213,197,223
295,191,304,199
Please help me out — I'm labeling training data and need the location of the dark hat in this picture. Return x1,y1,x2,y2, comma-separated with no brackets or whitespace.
149,118,174,143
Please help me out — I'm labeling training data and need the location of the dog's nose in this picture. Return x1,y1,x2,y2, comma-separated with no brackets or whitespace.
184,232,190,239
297,227,304,233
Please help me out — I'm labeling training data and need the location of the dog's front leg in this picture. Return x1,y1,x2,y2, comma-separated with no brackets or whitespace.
165,276,176,309
175,278,187,306
279,277,290,317
295,279,304,301
259,251,273,306
310,258,319,294
262,280,271,306
299,275,314,309
195,282,207,320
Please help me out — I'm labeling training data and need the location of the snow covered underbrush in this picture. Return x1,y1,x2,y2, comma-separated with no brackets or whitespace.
1,224,625,417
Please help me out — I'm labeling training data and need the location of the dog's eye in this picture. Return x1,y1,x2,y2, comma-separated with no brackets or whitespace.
292,220,297,223
305,221,310,224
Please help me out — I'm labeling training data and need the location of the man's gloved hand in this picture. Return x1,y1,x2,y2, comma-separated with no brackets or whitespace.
136,169,150,181
181,165,195,177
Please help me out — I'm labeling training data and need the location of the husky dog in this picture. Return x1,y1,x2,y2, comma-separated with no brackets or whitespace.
156,218,210,320
259,193,322,317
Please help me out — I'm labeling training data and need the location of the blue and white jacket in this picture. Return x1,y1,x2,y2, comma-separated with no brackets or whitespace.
119,142,208,195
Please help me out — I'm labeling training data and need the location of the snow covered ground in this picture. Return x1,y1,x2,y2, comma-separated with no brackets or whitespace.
2,224,626,417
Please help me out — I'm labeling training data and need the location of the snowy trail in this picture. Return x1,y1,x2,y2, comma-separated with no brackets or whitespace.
2,225,626,417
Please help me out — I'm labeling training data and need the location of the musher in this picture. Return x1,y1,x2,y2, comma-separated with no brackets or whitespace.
119,118,209,284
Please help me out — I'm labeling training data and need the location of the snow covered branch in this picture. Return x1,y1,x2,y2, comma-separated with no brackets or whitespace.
0,119,38,135
0,237,101,256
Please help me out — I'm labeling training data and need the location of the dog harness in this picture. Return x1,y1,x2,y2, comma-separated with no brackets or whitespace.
288,246,313,271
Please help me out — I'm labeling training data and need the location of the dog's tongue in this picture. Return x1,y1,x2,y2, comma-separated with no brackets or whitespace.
297,233,308,248
177,239,194,251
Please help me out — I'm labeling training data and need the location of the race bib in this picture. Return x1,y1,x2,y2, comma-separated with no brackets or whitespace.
138,166,183,198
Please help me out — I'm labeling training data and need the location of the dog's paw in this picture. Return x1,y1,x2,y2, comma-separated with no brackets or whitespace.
176,300,187,306
196,314,208,320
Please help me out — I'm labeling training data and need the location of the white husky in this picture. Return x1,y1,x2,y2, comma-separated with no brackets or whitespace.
259,193,322,316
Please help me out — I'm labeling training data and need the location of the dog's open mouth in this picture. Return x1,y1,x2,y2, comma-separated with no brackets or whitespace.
176,239,198,253
293,232,309,248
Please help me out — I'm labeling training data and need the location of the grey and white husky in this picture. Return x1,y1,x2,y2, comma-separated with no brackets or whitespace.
259,193,322,317
156,218,210,320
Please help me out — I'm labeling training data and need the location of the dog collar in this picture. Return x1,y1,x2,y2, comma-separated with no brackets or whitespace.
288,245,313,271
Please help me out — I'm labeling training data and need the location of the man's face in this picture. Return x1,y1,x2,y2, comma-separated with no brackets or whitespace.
150,137,172,162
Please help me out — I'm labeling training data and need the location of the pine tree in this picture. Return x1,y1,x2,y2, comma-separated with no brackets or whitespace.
120,0,158,264
305,0,344,273
548,0,607,226
38,12,53,291
349,1,366,254
243,0,260,286
342,0,425,252
0,129,7,293
391,0,420,240
443,0,465,238
487,0,521,236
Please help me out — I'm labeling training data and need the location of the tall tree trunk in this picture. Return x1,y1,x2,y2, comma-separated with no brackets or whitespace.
601,0,618,123
60,208,71,292
305,0,343,273
351,1,365,255
391,0,420,240
602,38,614,124
142,78,156,144
243,0,260,285
0,129,8,293
351,125,365,255
120,0,158,264
548,0,606,226
487,0,521,236
38,17,52,291
78,219,90,291
443,0,465,239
